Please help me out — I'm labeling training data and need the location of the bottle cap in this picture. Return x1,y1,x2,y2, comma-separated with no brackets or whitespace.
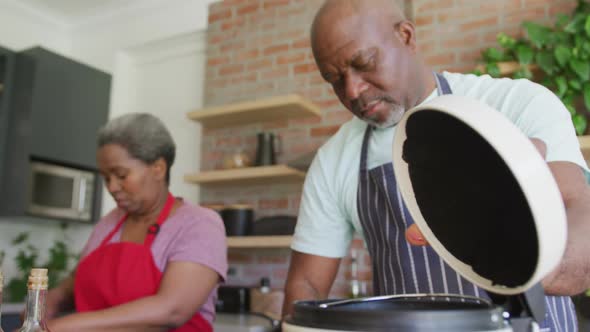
28,268,48,290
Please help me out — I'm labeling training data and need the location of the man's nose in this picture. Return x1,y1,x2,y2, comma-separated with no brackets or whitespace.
344,73,368,101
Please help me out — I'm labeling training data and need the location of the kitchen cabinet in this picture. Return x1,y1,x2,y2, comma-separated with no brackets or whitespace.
0,46,15,194
18,47,111,168
0,47,110,221
188,94,321,248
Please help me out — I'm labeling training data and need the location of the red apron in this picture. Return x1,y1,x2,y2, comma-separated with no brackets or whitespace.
74,193,212,332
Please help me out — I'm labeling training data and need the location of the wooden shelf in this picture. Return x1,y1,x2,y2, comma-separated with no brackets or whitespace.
579,135,590,162
475,61,537,76
187,94,321,129
184,164,306,186
227,235,292,248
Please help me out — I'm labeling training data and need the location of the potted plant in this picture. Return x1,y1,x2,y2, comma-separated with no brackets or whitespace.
4,223,78,303
474,0,590,136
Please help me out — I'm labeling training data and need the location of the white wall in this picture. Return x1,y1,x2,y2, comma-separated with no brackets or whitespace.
0,0,215,287
101,32,207,214
68,0,217,73
0,0,69,52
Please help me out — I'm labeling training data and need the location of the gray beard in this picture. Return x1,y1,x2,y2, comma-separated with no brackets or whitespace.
365,104,406,128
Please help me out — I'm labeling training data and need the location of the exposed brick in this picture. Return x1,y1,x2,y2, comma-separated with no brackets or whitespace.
257,253,290,264
415,0,454,13
460,16,499,31
294,63,317,74
292,37,310,49
277,52,306,65
260,67,290,80
237,3,259,15
259,198,289,209
263,43,290,55
219,64,244,76
415,14,435,26
208,8,233,24
247,58,273,71
228,252,256,263
263,0,291,9
310,125,340,137
235,48,260,62
425,52,456,67
221,17,246,31
207,56,231,66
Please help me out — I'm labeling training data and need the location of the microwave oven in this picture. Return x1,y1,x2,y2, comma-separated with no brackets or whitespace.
27,160,96,222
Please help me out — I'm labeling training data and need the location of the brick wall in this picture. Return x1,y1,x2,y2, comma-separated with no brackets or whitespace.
201,0,578,302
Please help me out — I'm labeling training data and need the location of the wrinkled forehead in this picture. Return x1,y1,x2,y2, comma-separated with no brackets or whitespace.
312,10,386,62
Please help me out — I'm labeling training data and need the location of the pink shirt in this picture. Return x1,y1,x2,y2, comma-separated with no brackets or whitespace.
80,199,228,324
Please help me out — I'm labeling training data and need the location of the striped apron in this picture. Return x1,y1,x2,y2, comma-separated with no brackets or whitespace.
356,72,578,331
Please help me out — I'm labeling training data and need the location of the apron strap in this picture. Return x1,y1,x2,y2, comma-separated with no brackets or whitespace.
100,213,128,247
359,72,450,173
144,193,175,247
434,72,452,95
359,124,374,172
99,193,175,247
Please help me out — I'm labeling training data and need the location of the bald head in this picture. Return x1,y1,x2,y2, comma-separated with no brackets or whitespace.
311,0,406,51
308,0,434,128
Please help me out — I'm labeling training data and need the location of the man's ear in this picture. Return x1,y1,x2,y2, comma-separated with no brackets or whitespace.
151,157,167,181
395,20,417,51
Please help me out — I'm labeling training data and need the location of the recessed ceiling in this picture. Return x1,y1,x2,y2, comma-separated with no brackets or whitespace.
8,0,168,27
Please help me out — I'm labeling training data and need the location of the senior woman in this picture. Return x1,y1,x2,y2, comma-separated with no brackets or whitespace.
43,113,227,332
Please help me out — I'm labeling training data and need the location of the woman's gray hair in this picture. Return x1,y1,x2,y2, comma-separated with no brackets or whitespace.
97,113,176,183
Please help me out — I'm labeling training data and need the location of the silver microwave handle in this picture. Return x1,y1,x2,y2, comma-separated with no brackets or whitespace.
78,178,87,212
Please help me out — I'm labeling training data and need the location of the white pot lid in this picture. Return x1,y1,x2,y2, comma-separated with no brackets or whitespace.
392,95,567,295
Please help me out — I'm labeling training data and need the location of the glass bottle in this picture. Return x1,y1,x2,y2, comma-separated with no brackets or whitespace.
348,250,368,299
0,269,5,332
18,268,51,332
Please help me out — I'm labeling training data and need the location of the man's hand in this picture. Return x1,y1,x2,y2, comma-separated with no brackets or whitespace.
405,138,548,247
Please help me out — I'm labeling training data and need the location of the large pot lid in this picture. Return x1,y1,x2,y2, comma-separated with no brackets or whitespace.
392,95,567,295
286,294,506,331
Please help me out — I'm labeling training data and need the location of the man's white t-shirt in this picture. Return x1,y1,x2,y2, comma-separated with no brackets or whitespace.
291,71,589,258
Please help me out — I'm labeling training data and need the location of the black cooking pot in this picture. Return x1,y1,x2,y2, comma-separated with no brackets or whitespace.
220,205,254,236
283,294,509,332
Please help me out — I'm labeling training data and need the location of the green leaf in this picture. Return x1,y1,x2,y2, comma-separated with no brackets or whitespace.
584,83,590,110
497,32,517,49
516,44,534,64
570,59,590,80
573,113,587,135
556,13,571,28
483,48,504,62
485,63,501,77
565,13,585,33
566,103,577,116
555,46,572,67
12,232,29,245
523,22,548,47
7,278,28,302
570,79,582,91
513,67,533,79
556,76,569,97
536,51,556,74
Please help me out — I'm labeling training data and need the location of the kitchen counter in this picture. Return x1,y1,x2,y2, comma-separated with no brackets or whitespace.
214,313,276,332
